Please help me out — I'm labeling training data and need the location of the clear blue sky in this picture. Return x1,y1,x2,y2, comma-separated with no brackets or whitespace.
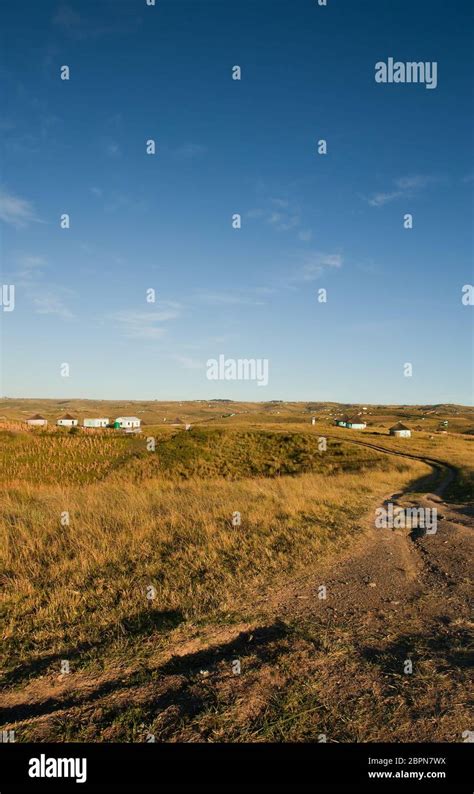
1,0,473,403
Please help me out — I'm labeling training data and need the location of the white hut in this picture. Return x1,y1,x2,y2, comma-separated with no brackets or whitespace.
26,414,47,427
389,422,411,438
345,416,367,430
57,414,78,427
114,416,141,430
83,418,109,428
311,417,316,426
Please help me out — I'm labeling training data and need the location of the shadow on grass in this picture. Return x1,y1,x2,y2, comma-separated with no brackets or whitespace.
2,609,185,688
1,621,290,728
361,626,473,677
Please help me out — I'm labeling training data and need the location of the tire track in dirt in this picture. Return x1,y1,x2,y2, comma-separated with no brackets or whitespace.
278,435,463,616
2,438,471,742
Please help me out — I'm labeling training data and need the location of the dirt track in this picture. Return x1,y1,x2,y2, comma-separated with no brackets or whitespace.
279,436,470,619
2,439,472,742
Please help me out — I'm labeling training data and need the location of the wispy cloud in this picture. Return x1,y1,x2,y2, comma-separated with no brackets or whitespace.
283,252,343,286
104,140,121,159
368,175,435,207
247,208,265,219
89,186,147,214
247,195,312,242
368,191,402,207
172,355,203,370
298,253,342,281
15,255,48,284
267,211,301,232
191,287,275,306
193,289,267,307
0,188,40,228
52,4,140,41
8,253,76,319
110,304,182,340
173,143,207,160
33,289,74,319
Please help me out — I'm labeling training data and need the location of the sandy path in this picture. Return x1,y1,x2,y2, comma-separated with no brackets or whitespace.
2,440,472,742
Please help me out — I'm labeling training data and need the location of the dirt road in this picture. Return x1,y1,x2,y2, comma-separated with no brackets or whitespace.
2,440,472,742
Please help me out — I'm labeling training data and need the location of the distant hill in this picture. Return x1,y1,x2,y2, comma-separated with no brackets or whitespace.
1,398,472,435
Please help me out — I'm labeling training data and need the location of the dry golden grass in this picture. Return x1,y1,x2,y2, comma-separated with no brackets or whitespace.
1,405,472,742
1,430,134,485
1,456,428,679
326,426,474,500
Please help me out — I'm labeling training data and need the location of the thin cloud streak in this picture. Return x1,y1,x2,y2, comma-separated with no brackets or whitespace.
110,304,182,340
0,188,41,228
368,175,437,207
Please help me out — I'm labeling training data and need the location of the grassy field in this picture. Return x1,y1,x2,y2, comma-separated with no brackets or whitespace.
1,399,472,742
2,429,425,668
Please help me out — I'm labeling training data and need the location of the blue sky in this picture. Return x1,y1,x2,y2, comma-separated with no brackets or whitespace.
1,0,473,403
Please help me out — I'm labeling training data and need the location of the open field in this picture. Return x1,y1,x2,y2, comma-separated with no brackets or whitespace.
1,400,473,742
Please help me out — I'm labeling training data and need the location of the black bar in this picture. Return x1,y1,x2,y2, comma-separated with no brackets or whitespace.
0,743,471,793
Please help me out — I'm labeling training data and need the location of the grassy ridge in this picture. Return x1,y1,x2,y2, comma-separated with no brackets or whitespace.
1,430,134,485
1,427,395,485
1,431,427,682
114,428,393,482
1,412,471,742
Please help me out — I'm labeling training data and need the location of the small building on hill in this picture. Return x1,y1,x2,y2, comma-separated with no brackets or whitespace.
335,416,366,430
26,414,47,427
346,416,367,430
389,422,412,438
57,414,78,427
83,418,109,428
114,416,141,430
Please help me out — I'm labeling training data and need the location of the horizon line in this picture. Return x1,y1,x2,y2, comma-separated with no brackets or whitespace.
1,396,472,408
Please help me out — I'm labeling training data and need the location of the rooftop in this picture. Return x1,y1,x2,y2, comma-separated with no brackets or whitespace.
390,422,411,431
